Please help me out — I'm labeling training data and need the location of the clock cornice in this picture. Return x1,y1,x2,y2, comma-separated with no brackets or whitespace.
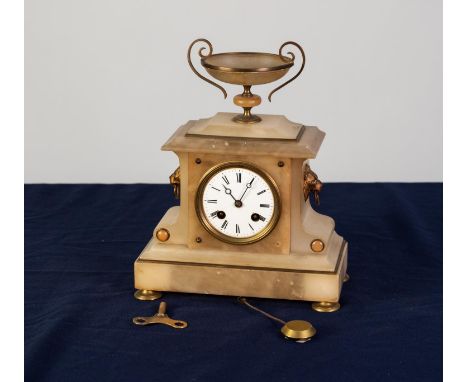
161,115,325,159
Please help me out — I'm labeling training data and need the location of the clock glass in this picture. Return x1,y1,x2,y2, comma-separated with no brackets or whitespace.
196,162,280,244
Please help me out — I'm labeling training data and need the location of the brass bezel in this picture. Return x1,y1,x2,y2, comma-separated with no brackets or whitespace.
195,161,281,245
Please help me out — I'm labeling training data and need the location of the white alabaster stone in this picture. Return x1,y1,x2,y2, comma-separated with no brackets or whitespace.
134,238,347,302
186,112,304,140
162,120,325,159
140,232,344,272
136,113,348,303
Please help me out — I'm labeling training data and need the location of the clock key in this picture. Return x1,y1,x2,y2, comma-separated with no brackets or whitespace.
132,302,188,329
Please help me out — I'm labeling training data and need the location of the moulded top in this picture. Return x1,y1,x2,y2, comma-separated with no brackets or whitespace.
161,114,325,159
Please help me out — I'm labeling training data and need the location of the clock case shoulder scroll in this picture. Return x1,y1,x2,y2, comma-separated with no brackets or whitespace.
135,113,348,303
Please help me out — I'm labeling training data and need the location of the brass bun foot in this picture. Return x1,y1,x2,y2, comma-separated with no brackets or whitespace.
134,289,162,301
312,301,341,313
344,273,350,283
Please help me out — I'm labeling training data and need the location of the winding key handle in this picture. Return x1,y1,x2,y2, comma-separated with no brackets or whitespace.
132,302,188,329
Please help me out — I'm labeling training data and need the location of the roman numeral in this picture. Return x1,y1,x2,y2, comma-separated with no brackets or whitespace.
210,211,218,218
236,224,240,234
222,175,229,184
236,173,241,183
211,186,220,191
259,215,266,222
260,204,270,208
221,220,228,229
257,190,266,195
206,200,217,204
249,223,254,231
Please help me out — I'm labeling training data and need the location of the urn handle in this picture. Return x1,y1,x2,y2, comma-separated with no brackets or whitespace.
268,41,306,102
187,38,227,99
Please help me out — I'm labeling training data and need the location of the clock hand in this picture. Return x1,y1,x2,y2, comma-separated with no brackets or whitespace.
222,184,237,202
239,178,255,202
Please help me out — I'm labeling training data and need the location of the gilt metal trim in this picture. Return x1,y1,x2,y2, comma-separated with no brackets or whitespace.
303,163,322,205
195,161,281,245
187,38,227,99
268,41,306,102
169,166,181,199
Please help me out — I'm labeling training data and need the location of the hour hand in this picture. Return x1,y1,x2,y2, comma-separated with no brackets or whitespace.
222,184,237,201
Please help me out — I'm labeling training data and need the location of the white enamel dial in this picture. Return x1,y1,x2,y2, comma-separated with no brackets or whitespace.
196,163,280,244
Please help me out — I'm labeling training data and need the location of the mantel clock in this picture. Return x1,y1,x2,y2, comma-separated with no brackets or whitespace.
133,39,348,312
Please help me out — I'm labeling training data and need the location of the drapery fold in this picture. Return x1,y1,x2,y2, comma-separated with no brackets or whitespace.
25,183,442,382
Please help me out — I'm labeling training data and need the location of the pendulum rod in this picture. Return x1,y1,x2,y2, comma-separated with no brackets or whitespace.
238,297,286,324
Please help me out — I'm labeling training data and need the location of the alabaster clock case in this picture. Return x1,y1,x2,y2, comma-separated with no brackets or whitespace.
133,39,348,312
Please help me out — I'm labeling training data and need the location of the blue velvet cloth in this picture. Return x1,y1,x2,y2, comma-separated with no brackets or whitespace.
25,184,442,382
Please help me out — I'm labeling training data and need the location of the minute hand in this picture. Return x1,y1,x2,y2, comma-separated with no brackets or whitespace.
239,178,255,201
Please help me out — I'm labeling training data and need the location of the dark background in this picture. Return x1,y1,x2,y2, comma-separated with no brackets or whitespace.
25,183,442,381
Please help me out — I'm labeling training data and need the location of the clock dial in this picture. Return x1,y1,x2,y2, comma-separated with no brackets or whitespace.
196,162,280,244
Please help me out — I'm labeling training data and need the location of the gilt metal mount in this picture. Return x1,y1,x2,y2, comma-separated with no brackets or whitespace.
303,163,322,205
169,166,181,199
